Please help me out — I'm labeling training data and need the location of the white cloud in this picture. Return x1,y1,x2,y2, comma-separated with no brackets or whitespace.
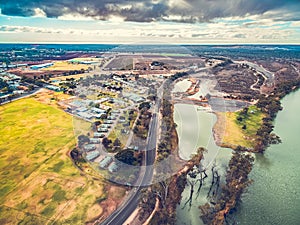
57,13,95,21
0,17,299,44
33,8,46,18
108,15,125,23
290,21,300,27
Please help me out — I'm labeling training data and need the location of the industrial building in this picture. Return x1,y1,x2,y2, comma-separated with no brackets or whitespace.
30,63,54,70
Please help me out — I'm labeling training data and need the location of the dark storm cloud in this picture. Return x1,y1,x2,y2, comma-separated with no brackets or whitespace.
0,0,299,23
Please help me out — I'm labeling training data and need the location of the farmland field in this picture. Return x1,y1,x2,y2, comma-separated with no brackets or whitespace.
42,61,90,71
105,56,133,70
0,94,109,224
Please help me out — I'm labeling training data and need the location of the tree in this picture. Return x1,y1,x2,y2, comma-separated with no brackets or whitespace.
200,151,254,224
237,116,243,122
78,135,89,147
70,148,80,160
113,138,121,147
148,95,156,101
241,107,249,116
102,137,112,148
139,101,151,110
115,149,136,165
28,85,34,91
94,121,101,126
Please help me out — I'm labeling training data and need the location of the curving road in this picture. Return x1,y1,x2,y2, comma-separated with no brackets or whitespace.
100,83,163,225
100,116,158,225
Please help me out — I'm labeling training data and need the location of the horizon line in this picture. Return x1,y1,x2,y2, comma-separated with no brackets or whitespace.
0,42,300,46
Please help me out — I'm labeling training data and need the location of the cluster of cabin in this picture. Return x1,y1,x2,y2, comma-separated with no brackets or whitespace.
82,143,119,173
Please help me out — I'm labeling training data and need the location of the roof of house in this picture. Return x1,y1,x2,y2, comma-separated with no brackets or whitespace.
89,138,100,143
86,151,100,161
94,132,104,137
108,162,119,172
77,111,93,119
99,156,113,168
84,144,96,151
91,107,106,113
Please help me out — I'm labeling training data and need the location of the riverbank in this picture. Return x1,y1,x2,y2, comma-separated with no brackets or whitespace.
167,60,300,225
234,88,300,224
201,81,300,224
143,148,205,225
174,102,233,225
200,151,254,225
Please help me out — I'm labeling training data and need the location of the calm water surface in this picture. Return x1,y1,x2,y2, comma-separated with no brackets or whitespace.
174,89,300,225
174,103,232,225
235,90,300,225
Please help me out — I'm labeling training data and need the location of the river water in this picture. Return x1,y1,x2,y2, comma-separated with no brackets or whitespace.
235,90,300,225
174,103,232,225
173,79,300,224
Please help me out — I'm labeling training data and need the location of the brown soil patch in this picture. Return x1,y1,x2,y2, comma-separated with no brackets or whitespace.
86,203,103,221
98,185,127,222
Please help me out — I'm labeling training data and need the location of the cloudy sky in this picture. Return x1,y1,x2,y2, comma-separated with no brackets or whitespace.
0,0,299,44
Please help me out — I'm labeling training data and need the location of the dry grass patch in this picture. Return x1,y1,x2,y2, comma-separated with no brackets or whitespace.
0,95,112,224
214,105,264,149
214,112,251,148
42,61,89,71
50,73,89,82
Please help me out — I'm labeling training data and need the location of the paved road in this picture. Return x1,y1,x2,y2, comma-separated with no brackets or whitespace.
0,88,42,105
234,60,275,87
100,115,158,225
100,84,162,225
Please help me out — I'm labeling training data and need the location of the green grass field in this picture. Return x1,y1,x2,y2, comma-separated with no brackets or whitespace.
235,105,264,138
215,105,264,149
0,96,107,224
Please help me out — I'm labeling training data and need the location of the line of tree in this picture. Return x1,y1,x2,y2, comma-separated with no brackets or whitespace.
133,102,152,139
139,147,205,224
157,72,188,161
200,150,254,225
21,76,45,87
254,78,300,152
